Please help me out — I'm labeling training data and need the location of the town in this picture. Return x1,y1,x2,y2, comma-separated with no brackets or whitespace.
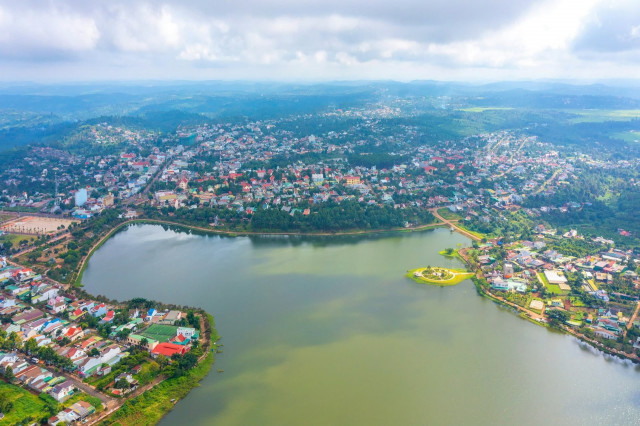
1,98,640,423
0,255,213,424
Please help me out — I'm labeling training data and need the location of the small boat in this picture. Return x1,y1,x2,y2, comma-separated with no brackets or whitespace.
450,226,454,232
217,369,224,373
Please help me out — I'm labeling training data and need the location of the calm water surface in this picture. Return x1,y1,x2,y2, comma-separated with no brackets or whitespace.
82,224,640,425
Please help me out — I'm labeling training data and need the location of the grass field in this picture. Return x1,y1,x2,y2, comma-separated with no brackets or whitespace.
612,130,640,143
0,382,55,425
567,109,640,123
455,224,488,240
140,324,179,343
436,208,463,221
0,233,37,247
537,272,567,295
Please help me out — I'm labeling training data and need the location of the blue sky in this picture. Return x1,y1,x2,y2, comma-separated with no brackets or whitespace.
0,0,639,82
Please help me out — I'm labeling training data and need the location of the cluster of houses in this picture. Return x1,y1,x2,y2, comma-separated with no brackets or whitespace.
49,401,96,424
0,263,197,413
476,227,640,339
0,351,76,402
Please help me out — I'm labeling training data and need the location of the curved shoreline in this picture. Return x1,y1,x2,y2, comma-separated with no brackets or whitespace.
72,216,639,424
73,217,449,287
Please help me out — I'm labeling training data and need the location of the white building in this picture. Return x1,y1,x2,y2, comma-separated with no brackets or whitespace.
75,188,88,207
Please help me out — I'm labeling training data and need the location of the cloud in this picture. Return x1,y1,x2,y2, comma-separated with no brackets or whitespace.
0,0,637,81
0,4,99,60
572,0,640,55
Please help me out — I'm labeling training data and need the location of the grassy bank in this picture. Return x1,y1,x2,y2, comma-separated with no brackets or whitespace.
0,381,57,425
100,314,219,425
438,249,465,262
73,220,135,287
406,267,474,286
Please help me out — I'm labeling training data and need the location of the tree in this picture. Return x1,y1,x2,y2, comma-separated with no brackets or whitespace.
0,389,13,414
115,378,129,389
24,338,38,355
89,348,100,357
4,366,14,382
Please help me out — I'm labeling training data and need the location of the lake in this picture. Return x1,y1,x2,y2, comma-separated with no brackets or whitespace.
82,224,640,425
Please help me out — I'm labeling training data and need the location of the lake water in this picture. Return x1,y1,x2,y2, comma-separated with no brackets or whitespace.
82,224,640,425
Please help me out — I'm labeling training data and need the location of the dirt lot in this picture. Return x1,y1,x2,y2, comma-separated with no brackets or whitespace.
1,216,77,235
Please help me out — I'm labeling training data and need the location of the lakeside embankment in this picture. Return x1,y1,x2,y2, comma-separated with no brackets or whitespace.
98,314,219,425
73,217,451,288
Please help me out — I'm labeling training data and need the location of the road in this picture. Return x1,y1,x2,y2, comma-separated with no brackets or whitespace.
533,168,562,195
123,157,171,207
623,301,640,339
429,208,481,242
56,369,117,409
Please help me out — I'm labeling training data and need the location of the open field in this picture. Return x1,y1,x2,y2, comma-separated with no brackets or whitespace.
0,381,55,424
0,233,37,247
1,216,76,235
567,109,640,123
436,208,463,221
613,130,640,143
537,272,568,295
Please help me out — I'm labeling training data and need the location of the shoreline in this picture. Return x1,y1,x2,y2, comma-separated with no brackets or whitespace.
72,217,451,287
67,215,636,423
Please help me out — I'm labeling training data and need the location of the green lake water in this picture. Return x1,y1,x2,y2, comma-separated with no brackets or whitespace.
82,224,640,425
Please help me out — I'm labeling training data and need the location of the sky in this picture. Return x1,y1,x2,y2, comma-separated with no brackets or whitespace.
0,0,639,82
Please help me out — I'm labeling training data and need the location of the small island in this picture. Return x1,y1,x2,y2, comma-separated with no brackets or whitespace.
407,266,475,286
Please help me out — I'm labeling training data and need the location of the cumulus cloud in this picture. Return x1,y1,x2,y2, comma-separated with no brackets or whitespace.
0,0,637,80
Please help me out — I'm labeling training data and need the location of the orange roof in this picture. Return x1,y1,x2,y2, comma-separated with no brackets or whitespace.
152,342,187,357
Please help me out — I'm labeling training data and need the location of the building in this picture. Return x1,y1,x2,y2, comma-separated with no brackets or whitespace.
103,193,115,207
344,176,361,186
151,342,189,357
75,188,88,207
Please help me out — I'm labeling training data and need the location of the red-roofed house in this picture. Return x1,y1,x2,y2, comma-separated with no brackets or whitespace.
151,342,189,357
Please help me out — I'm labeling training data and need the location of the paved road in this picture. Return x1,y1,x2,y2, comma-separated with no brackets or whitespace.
533,168,561,195
430,208,481,242
56,369,117,409
623,301,640,339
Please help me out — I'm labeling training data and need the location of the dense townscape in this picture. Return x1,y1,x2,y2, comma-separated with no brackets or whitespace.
1,82,640,423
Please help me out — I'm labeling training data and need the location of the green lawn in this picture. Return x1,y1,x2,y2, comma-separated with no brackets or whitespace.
569,297,586,307
537,272,567,296
455,224,488,240
0,382,55,425
0,233,37,247
436,208,463,221
407,267,474,286
438,249,465,262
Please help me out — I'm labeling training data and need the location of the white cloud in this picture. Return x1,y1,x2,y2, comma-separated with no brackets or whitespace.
0,0,638,81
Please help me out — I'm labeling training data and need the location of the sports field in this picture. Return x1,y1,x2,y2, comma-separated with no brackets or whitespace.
139,324,179,343
1,216,77,235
